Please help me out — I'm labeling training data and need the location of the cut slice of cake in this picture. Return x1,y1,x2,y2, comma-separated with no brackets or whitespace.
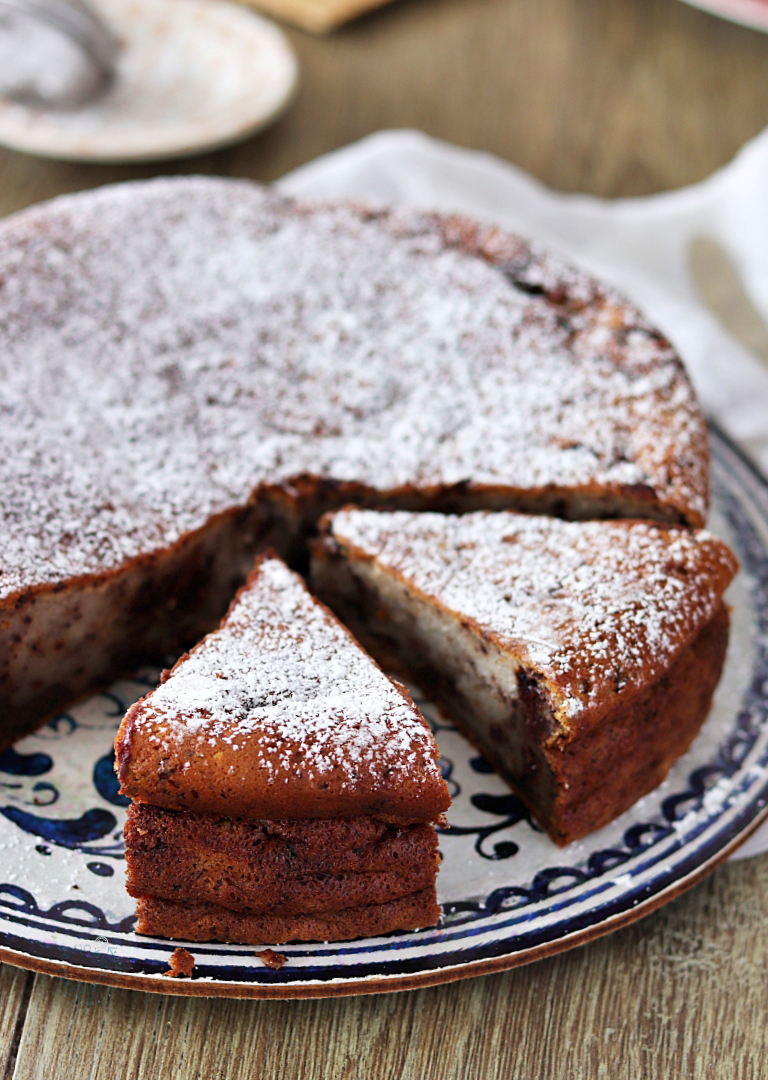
312,509,739,846
116,555,450,944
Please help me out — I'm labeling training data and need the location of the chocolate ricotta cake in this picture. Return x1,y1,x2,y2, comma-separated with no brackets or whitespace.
116,555,450,943
313,509,738,845
0,174,735,944
0,175,710,747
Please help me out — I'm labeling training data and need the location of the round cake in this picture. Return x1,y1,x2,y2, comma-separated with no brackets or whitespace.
0,176,710,743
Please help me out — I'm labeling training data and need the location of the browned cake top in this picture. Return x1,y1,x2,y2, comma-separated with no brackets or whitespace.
1,176,707,601
116,556,449,823
322,509,738,734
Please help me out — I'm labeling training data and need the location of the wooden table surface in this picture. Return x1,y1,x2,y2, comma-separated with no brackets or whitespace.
3,0,768,1075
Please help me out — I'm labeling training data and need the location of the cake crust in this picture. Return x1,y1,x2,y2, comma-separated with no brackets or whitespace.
540,603,730,842
116,556,450,824
125,805,440,915
135,888,442,945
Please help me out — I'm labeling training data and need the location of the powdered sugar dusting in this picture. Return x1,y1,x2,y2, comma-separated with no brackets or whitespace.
0,176,706,600
329,509,738,722
131,557,441,787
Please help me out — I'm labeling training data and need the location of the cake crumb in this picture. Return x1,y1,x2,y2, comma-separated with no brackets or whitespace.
164,948,195,978
255,949,288,970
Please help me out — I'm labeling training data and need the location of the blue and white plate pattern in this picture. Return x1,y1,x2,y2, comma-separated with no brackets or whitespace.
0,426,766,997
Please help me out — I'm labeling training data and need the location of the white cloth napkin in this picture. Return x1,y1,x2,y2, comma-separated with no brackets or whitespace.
279,128,768,859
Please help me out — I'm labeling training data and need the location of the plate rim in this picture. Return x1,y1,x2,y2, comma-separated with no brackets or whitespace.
678,0,768,32
0,804,764,999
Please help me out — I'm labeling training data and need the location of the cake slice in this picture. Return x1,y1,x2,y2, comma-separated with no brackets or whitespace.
312,509,738,846
116,555,450,943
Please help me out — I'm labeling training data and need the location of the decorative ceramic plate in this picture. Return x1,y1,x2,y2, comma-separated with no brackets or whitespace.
0,0,298,163
679,0,768,32
0,426,766,999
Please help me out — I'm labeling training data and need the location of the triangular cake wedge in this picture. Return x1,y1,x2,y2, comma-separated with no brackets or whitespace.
312,510,738,846
116,555,450,944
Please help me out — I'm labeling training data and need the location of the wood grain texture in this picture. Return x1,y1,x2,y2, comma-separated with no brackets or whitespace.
7,854,768,1078
0,968,33,1080
3,0,768,1075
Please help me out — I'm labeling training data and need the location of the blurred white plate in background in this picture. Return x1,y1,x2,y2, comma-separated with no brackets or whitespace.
679,0,768,32
0,0,298,162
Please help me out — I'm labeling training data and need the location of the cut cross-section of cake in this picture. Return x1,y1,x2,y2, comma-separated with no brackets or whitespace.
312,509,739,846
115,555,450,944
